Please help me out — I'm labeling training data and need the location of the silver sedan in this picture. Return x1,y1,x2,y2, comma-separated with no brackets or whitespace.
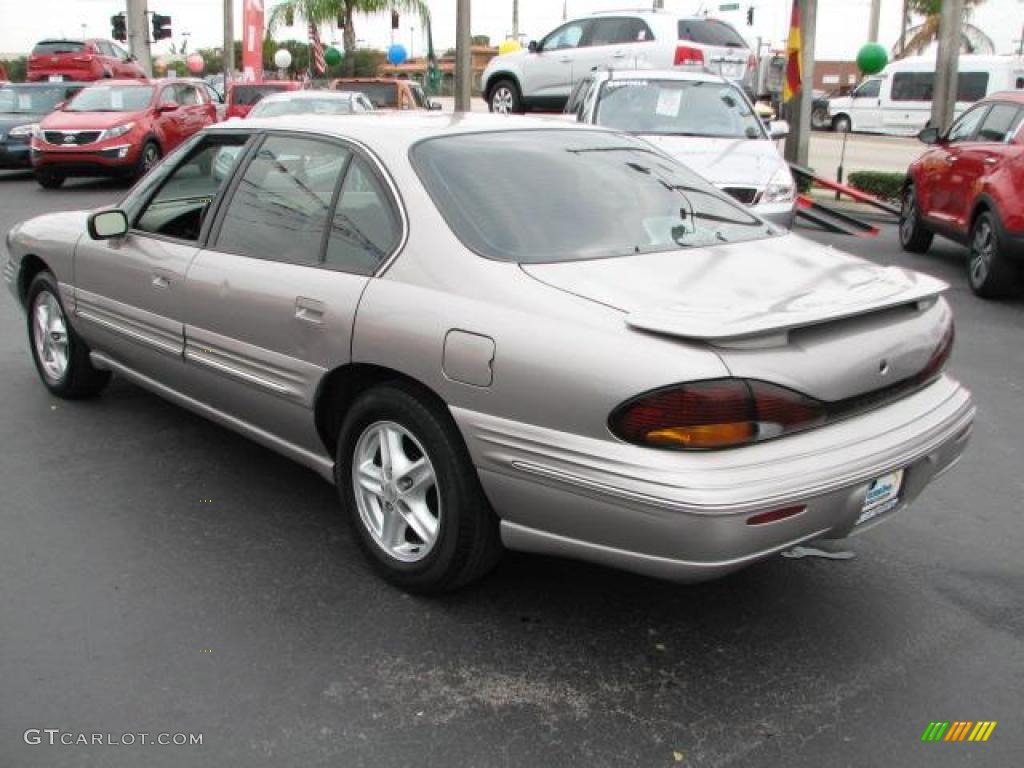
4,114,974,592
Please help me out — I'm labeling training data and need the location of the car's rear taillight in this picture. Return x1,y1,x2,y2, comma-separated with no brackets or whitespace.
674,45,705,66
917,321,954,384
609,379,826,450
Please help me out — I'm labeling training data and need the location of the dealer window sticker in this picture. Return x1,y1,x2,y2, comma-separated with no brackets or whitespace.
656,88,682,117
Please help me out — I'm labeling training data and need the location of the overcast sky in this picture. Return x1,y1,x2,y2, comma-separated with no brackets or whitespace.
1,0,1021,59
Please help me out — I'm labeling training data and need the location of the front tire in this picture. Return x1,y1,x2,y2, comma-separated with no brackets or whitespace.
832,114,851,133
135,140,161,180
34,169,65,189
899,184,933,253
488,79,523,115
26,272,110,398
967,210,1018,299
336,383,501,593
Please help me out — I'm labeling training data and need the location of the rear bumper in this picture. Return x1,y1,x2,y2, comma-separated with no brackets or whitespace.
454,375,974,582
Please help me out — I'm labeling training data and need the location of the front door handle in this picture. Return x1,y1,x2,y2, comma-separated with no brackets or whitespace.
151,274,171,289
983,156,997,165
295,297,325,325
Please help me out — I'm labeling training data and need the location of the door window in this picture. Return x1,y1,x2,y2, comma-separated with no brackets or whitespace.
158,85,177,106
324,157,401,275
541,21,589,51
175,84,202,106
976,103,1023,142
854,79,880,99
589,18,652,46
947,106,988,143
96,41,116,58
110,42,130,61
215,136,350,265
135,135,251,241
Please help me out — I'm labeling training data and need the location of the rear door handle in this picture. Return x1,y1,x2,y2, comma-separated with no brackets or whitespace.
294,297,325,324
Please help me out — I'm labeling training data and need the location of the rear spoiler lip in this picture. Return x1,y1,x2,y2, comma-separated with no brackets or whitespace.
625,267,949,342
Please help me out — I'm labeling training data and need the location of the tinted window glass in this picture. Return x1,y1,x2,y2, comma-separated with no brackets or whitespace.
135,135,250,241
216,136,349,264
229,84,290,106
66,84,153,111
412,130,772,264
976,103,1023,142
596,78,763,138
32,41,85,54
325,158,400,275
590,18,651,46
891,72,930,101
334,82,398,108
677,19,747,47
947,106,988,143
957,72,988,101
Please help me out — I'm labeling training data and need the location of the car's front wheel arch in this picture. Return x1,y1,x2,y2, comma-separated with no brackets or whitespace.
17,253,51,307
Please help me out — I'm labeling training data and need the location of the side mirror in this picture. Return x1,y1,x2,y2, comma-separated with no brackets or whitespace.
157,102,178,113
769,120,790,140
87,209,129,240
528,40,539,53
917,126,940,145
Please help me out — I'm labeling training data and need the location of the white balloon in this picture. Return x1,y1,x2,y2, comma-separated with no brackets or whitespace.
273,49,293,69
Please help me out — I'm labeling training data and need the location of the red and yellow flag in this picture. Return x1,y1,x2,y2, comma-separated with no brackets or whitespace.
784,0,802,102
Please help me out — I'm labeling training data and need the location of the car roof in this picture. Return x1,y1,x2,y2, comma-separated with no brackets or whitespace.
218,111,604,147
592,68,732,85
984,90,1024,105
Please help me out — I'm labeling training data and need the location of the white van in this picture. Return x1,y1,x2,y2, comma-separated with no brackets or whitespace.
826,54,1024,135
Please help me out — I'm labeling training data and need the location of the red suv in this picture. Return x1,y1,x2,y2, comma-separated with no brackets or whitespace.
225,81,302,119
28,39,147,82
32,80,217,188
901,91,1024,298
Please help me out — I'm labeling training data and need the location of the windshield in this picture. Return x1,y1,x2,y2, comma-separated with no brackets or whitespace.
66,85,154,112
595,79,765,139
335,82,397,108
0,85,78,114
250,97,355,117
412,129,773,264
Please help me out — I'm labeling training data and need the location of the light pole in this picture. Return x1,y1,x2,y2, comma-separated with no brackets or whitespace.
410,26,415,59
455,0,471,112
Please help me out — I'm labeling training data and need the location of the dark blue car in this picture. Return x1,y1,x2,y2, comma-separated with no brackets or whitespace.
0,82,84,169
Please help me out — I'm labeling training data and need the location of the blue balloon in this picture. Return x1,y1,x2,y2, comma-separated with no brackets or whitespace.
387,44,408,65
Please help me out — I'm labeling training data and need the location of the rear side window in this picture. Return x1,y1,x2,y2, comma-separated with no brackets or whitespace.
893,71,990,102
325,158,401,275
677,19,747,47
32,41,86,55
215,136,350,265
957,72,989,102
976,104,1023,142
590,18,653,46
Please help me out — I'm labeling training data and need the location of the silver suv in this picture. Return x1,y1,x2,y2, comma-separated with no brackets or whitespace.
483,10,756,113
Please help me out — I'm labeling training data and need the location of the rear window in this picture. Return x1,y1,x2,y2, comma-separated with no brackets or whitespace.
335,82,398,108
677,19,747,48
411,129,771,264
230,85,290,106
33,40,86,55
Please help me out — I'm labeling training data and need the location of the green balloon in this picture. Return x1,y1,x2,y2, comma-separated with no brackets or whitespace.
324,46,341,67
857,43,888,75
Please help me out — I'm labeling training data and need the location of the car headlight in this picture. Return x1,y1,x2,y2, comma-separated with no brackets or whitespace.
8,123,38,138
101,122,135,140
762,166,796,204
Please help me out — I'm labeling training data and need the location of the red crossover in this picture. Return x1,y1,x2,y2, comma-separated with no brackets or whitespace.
27,39,147,82
902,91,1024,298
32,80,218,188
225,81,302,119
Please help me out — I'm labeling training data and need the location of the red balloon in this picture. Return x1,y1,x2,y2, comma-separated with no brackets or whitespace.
187,54,205,74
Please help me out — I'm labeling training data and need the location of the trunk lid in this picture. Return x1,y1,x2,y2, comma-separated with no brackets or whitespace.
521,233,950,402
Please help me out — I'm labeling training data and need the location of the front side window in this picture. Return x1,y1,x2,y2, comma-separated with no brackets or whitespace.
325,158,401,275
110,43,129,61
135,134,251,241
947,106,988,143
65,85,154,111
855,79,881,99
595,79,764,139
976,103,1023,142
412,129,771,264
215,136,350,264
542,21,589,51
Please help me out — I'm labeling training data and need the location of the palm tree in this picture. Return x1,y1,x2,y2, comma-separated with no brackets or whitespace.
894,0,994,59
268,0,430,75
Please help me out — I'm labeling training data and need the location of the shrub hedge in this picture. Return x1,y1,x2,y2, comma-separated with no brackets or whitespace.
847,171,906,202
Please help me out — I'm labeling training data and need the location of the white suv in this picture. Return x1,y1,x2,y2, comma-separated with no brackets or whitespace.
483,10,756,114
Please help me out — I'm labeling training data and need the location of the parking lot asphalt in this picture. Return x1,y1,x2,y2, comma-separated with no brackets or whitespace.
1,171,1021,768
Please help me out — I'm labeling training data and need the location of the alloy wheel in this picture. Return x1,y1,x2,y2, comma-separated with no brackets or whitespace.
352,420,441,562
31,290,69,383
142,144,159,172
491,87,514,114
900,189,916,244
970,218,993,288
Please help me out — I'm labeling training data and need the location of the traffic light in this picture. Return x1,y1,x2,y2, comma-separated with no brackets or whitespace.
746,6,754,25
391,10,400,29
151,13,172,41
111,13,126,42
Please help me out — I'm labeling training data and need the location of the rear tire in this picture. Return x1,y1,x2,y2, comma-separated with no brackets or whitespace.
34,169,65,189
488,79,523,115
336,383,502,593
26,272,110,398
899,185,933,253
967,210,1018,299
832,114,851,133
